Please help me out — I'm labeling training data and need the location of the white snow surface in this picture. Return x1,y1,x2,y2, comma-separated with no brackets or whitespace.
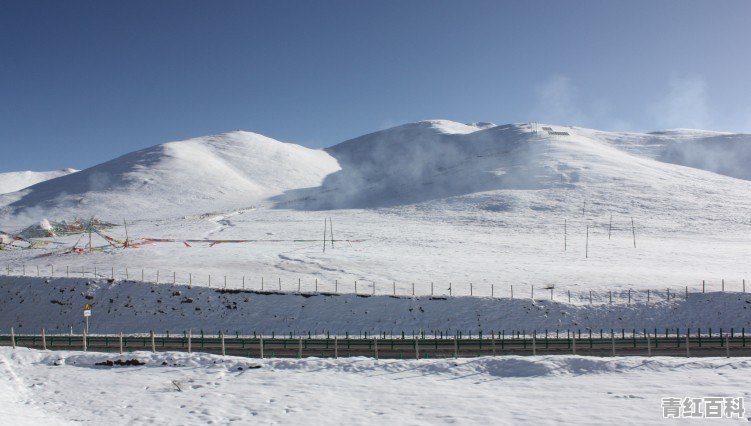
1,347,749,425
0,169,77,195
0,131,339,220
2,121,751,424
0,120,750,298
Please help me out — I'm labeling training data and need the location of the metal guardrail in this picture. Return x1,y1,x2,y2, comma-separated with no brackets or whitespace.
1,332,748,359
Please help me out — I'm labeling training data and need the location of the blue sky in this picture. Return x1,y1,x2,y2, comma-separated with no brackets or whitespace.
1,0,750,172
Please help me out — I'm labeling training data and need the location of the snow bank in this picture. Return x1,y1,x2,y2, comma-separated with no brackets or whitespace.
1,276,749,334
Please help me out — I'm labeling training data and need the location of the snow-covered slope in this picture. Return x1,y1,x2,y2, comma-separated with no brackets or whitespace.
574,127,751,180
0,169,77,195
0,132,340,221
274,121,751,215
2,121,751,220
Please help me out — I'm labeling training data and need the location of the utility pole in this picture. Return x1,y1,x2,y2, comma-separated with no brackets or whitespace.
322,219,327,253
329,218,334,249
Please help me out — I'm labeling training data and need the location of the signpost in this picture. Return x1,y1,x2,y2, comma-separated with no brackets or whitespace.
83,303,92,334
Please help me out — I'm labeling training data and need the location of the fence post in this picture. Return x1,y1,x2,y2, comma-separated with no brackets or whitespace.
491,332,496,355
532,331,537,355
42,328,47,350
151,331,156,353
334,335,338,359
646,333,651,356
415,337,419,359
454,336,458,358
187,329,192,353
685,332,690,358
259,336,264,359
374,338,378,360
722,279,725,292
611,332,615,356
11,327,15,349
298,336,302,358
572,333,576,355
726,334,730,358
119,332,123,354
221,332,226,356
83,331,87,352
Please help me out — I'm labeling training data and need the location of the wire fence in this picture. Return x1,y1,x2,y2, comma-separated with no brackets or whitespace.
1,264,748,305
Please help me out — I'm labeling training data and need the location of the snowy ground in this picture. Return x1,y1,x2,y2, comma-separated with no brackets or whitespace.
1,276,750,335
2,121,751,423
1,347,749,425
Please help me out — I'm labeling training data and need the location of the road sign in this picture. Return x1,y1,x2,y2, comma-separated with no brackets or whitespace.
83,310,91,317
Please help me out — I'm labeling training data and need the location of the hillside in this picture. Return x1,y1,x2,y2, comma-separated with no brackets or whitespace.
0,132,339,222
1,121,751,295
0,169,77,195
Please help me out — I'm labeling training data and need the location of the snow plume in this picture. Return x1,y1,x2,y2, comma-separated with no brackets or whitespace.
659,133,751,181
651,75,711,130
532,75,586,126
272,122,550,209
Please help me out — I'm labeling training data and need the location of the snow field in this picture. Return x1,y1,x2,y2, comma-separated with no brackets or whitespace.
1,347,749,425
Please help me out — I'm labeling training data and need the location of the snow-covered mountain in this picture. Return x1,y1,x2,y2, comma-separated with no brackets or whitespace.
1,120,751,222
0,132,339,221
0,168,77,195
